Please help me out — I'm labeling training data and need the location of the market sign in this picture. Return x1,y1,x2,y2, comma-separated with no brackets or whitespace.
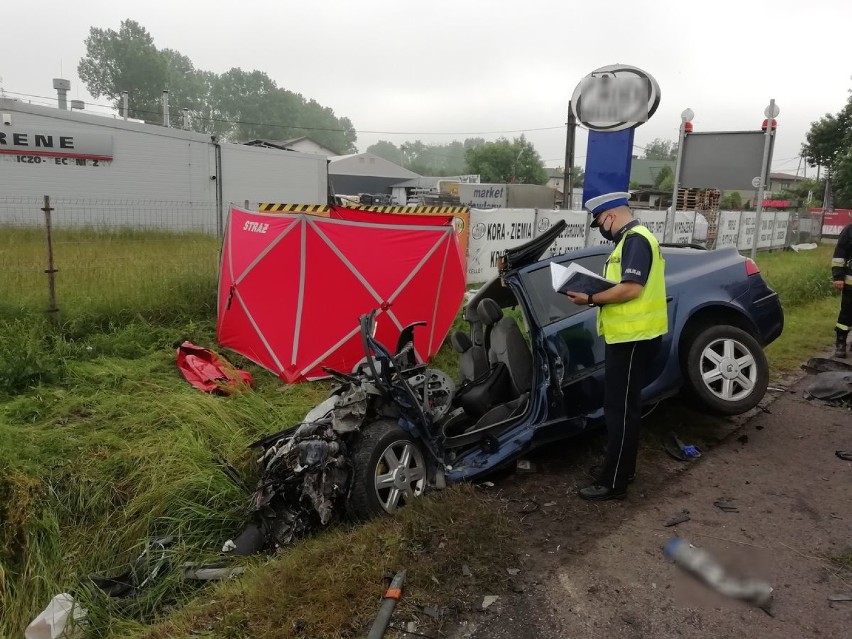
0,127,113,160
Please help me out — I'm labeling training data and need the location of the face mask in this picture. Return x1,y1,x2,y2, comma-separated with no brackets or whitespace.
599,214,615,241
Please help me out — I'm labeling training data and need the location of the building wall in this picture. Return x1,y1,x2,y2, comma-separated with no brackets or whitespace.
0,99,327,232
220,144,328,208
0,99,216,203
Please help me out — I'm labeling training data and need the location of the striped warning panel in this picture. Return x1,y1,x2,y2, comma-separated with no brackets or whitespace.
258,203,329,213
354,205,469,215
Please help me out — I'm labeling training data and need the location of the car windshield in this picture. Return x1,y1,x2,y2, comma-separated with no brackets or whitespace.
520,254,608,326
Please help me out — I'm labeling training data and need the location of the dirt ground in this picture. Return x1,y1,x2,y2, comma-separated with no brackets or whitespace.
441,362,852,639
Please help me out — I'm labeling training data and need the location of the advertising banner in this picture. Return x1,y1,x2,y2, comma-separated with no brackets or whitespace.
716,211,741,248
534,210,588,257
812,208,852,237
634,210,666,241
672,211,697,244
757,213,774,249
771,212,790,247
467,208,536,282
737,212,757,251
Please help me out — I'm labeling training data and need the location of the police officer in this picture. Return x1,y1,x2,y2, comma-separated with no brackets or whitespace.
564,192,668,501
832,222,852,358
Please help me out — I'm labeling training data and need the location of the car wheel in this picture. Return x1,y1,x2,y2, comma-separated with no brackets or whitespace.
685,325,769,415
347,420,427,520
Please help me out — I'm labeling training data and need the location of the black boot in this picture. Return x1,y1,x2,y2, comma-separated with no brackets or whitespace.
835,331,849,359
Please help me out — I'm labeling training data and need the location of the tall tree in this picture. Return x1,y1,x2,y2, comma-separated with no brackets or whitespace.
464,136,547,184
367,138,485,175
366,140,404,164
802,90,852,207
642,138,678,160
78,19,357,152
78,20,169,121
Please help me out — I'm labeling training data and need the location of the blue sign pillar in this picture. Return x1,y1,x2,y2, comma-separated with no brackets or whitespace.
582,128,635,208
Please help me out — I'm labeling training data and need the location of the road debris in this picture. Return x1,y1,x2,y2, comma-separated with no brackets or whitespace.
663,431,701,461
836,451,852,462
828,593,852,602
462,564,472,578
516,459,537,472
481,595,499,610
714,500,739,513
367,571,406,639
664,510,691,527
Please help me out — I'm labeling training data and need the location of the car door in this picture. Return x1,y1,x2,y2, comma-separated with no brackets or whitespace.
519,253,609,419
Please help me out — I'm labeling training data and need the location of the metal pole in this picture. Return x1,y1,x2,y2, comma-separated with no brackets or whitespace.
666,117,688,242
367,571,406,639
42,195,59,324
162,90,170,127
122,91,129,120
751,99,775,261
562,101,577,209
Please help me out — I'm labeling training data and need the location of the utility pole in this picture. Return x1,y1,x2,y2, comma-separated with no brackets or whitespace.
562,101,577,209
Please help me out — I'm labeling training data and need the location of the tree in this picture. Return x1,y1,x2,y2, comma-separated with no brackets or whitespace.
720,191,742,210
801,89,852,207
642,138,678,160
78,20,170,121
653,165,673,191
464,136,547,184
78,20,357,152
366,140,404,164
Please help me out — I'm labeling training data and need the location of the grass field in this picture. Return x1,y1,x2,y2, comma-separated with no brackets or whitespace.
0,228,843,638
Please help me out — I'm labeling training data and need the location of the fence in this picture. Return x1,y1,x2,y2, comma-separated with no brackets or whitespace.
465,207,824,282
1,196,221,321
0,196,827,319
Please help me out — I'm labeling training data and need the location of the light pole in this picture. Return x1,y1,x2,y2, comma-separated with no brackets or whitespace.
666,108,694,242
751,100,779,261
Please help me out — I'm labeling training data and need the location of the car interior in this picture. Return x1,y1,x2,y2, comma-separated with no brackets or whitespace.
440,292,536,449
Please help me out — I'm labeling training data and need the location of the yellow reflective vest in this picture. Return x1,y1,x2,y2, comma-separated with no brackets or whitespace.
597,224,668,344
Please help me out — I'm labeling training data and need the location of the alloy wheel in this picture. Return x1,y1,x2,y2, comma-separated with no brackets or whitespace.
373,440,426,513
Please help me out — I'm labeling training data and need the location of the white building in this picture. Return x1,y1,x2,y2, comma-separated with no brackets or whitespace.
0,99,328,233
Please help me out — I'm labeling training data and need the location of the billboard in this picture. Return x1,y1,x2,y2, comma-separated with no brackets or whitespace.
680,131,775,191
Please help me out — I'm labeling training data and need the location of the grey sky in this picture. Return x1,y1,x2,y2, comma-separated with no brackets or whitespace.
4,0,850,175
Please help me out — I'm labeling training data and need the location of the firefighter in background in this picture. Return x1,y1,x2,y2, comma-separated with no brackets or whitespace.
832,223,852,358
563,192,668,500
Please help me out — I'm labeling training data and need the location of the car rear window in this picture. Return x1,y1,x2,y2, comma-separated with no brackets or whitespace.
521,254,608,326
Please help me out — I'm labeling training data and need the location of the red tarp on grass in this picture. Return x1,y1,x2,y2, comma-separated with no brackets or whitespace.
217,206,465,383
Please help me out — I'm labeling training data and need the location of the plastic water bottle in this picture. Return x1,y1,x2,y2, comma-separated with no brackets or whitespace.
664,538,773,609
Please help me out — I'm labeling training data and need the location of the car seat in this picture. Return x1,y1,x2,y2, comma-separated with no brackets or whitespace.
453,299,514,417
451,332,489,384
482,300,534,396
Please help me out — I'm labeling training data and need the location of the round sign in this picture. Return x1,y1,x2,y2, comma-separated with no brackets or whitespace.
571,64,661,132
471,222,486,241
764,103,780,118
751,176,762,189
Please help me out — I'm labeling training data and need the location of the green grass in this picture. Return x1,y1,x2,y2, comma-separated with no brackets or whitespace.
0,229,844,638
0,226,220,323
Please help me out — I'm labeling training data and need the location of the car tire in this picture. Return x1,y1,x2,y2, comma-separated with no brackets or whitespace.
347,420,427,520
684,325,769,415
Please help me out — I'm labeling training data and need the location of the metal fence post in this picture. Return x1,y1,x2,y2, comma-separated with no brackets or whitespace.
41,195,60,324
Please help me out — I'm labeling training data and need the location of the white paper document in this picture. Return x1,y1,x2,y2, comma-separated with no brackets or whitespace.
550,261,617,296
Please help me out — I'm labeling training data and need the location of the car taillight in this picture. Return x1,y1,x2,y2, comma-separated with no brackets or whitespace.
745,258,760,276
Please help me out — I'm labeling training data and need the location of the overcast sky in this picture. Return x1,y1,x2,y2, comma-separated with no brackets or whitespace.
3,0,850,175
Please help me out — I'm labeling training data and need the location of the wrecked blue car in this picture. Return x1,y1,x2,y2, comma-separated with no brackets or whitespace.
236,221,783,549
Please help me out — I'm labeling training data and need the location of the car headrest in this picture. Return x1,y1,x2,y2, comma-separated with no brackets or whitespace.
477,298,503,326
451,331,472,354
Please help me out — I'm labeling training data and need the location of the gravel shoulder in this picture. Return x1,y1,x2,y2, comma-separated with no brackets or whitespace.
446,368,852,639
